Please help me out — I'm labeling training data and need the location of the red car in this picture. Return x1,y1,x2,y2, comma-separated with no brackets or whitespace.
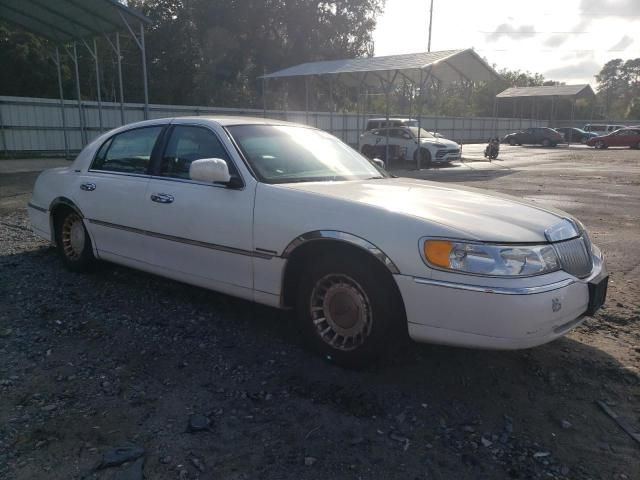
586,127,640,149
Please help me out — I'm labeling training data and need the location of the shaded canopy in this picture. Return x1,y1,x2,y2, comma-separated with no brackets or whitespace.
497,84,595,99
0,0,150,43
261,48,501,88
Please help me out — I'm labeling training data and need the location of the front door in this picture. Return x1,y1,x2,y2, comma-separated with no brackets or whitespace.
139,123,255,297
75,124,165,261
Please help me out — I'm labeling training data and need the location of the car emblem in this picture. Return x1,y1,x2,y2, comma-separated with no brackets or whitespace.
552,298,562,313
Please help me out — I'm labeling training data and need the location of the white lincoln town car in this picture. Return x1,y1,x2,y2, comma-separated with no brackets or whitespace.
28,117,608,366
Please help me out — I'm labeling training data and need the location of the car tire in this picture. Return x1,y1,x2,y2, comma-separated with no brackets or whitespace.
361,145,372,158
634,141,640,150
54,207,96,272
296,254,402,368
509,138,516,146
413,148,432,168
542,139,551,147
596,140,607,149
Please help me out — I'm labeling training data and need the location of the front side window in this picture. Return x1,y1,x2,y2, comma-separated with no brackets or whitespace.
160,125,233,179
92,126,163,174
228,125,385,184
408,127,434,138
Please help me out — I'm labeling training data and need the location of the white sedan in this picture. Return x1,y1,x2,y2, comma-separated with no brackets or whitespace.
28,117,608,366
359,126,460,166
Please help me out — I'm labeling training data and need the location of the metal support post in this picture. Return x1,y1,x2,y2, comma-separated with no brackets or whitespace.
305,76,309,126
140,23,149,119
119,12,150,120
329,76,334,135
68,43,86,146
54,47,69,159
82,37,103,132
262,78,268,118
116,33,125,125
417,70,423,169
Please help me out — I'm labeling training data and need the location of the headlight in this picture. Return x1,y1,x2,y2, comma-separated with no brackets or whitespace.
422,239,560,277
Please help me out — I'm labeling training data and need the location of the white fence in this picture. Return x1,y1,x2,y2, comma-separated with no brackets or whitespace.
0,95,549,155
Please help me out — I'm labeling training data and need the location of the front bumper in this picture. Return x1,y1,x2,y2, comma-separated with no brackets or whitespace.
396,254,607,350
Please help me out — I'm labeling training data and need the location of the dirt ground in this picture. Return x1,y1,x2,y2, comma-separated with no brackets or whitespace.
0,144,638,480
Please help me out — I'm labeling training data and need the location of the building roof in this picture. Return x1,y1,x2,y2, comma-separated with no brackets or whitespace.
0,0,150,43
261,48,501,87
496,84,595,99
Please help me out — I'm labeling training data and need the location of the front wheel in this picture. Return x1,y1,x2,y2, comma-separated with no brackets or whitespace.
542,138,551,147
509,138,516,146
595,140,607,149
54,208,95,272
413,148,432,168
296,255,401,367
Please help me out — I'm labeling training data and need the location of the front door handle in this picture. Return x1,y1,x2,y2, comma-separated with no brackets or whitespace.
80,182,96,191
150,193,174,204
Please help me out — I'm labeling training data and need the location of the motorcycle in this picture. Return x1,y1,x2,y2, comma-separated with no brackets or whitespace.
484,137,500,160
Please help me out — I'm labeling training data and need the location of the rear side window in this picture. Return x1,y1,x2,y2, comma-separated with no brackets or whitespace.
92,126,163,174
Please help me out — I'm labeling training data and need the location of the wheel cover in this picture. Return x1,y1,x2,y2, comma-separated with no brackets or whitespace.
61,213,85,260
310,274,373,351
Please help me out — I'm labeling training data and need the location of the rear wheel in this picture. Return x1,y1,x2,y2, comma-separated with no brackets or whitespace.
296,254,401,368
54,208,95,272
413,148,432,168
542,138,551,147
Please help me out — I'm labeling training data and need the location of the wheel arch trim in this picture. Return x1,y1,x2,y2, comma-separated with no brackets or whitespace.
281,230,400,275
48,197,97,256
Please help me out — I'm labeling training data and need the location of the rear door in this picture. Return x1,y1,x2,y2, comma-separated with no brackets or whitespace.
75,124,165,262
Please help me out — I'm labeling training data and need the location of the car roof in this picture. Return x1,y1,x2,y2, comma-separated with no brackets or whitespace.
367,117,415,122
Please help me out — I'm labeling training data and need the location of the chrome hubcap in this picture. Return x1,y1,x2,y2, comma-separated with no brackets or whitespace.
61,213,85,260
310,274,372,351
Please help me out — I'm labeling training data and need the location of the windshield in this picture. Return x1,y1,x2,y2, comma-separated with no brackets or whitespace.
227,125,386,184
408,127,435,139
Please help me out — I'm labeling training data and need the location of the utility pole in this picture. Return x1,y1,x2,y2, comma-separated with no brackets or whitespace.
427,0,434,52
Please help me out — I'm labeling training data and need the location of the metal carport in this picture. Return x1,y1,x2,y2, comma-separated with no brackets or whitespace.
0,0,151,158
260,48,501,168
495,84,596,140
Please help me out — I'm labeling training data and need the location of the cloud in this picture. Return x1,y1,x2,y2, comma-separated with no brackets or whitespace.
609,35,634,51
580,0,640,17
545,34,569,47
544,60,601,81
486,23,535,42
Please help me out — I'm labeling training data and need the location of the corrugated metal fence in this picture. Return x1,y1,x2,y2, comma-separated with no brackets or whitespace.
0,95,549,155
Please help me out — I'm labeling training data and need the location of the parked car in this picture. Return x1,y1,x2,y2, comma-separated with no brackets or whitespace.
359,126,460,166
365,117,418,130
28,117,607,366
503,127,564,147
365,118,444,138
553,127,596,144
583,124,626,135
585,127,640,149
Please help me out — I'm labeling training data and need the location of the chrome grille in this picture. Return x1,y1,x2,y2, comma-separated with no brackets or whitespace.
554,236,592,278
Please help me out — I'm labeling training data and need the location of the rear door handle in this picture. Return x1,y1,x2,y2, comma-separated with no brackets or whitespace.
150,193,174,204
80,182,96,191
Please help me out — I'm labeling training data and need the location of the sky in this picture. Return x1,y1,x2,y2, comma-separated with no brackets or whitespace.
373,0,640,86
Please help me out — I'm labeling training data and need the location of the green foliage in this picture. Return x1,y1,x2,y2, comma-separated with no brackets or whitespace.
595,58,640,119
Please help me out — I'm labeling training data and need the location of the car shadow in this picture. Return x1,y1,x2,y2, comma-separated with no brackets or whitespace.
1,246,637,479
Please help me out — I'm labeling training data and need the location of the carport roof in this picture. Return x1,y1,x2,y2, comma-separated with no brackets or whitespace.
260,48,501,87
496,84,595,99
0,0,150,43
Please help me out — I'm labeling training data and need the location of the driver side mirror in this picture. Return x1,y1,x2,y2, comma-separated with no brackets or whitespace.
189,158,232,184
371,157,386,170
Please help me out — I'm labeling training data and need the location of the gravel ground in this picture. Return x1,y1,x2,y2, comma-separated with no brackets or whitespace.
0,145,639,480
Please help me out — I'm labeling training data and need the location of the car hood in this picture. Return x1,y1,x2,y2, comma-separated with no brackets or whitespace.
279,178,568,243
420,138,458,148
